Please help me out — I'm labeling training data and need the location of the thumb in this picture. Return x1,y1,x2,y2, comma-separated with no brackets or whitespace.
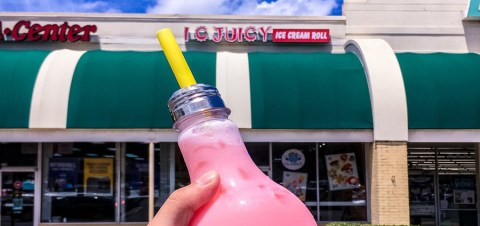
149,170,220,226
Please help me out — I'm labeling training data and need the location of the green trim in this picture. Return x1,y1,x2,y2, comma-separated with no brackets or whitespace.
0,50,50,128
249,52,373,129
397,53,480,129
67,51,216,128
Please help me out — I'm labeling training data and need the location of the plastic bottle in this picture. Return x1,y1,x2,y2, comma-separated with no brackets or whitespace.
158,28,316,226
167,84,317,226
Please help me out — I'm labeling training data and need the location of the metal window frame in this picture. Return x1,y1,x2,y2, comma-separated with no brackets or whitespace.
117,142,126,222
148,142,154,220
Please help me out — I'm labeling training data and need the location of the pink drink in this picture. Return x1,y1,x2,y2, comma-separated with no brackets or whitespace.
178,117,317,226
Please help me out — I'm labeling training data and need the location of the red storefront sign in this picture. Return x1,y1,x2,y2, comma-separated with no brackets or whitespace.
272,29,330,43
185,26,272,43
0,20,97,42
185,26,330,43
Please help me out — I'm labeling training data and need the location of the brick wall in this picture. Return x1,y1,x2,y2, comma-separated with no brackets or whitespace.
369,141,410,225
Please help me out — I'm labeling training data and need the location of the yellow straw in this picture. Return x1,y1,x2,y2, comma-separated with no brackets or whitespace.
156,28,196,88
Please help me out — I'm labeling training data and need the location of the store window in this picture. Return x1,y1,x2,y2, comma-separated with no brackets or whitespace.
122,143,149,222
246,142,270,175
0,143,37,167
154,143,173,213
160,141,367,223
173,144,190,190
317,143,367,221
41,143,116,223
249,142,368,222
272,143,318,219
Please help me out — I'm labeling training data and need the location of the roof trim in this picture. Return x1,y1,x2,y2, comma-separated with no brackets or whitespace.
0,12,346,23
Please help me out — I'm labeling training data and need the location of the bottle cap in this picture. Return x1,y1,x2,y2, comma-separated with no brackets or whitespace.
168,83,231,129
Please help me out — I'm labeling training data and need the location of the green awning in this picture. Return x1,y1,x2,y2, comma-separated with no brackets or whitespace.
0,50,372,130
0,50,51,128
67,50,216,128
4,50,478,130
397,53,480,129
249,52,373,129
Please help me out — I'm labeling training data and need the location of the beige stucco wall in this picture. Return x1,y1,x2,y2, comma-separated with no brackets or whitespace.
1,0,478,53
344,0,476,53
0,13,347,52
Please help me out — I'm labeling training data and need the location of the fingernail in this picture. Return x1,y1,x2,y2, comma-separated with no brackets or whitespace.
195,170,217,186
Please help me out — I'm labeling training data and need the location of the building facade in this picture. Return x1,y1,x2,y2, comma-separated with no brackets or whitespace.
0,0,479,226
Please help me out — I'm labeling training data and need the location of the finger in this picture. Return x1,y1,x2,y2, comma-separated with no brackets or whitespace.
148,170,220,226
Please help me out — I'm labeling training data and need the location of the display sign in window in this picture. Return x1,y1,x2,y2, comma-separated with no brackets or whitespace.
272,29,330,43
84,158,113,194
41,143,116,223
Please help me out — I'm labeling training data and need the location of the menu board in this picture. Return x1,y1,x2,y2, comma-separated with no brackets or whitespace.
325,153,360,191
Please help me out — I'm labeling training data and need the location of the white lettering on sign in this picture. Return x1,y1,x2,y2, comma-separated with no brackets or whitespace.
275,31,286,39
287,31,310,39
185,26,272,43
312,32,328,40
272,29,330,43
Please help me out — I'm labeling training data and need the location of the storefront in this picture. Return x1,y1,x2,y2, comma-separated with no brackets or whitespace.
0,0,480,226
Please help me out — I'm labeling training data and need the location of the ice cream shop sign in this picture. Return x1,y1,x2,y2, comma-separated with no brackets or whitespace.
185,26,330,43
0,20,97,42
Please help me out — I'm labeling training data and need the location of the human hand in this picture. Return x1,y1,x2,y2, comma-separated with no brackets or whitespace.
148,170,220,226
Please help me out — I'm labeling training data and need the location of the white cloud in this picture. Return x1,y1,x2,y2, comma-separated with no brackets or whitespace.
0,0,120,13
146,0,233,15
147,0,338,16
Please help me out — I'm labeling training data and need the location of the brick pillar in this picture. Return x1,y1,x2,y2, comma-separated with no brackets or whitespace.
368,141,410,225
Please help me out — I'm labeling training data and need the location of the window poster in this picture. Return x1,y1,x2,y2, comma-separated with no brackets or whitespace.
454,190,475,205
48,158,78,192
452,177,476,205
12,198,23,213
84,158,113,193
282,171,308,202
325,153,360,191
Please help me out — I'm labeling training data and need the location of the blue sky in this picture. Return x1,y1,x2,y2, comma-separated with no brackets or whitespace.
0,0,343,16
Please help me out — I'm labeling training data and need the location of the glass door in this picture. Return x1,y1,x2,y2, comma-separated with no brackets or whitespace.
438,175,477,226
409,173,436,226
436,147,477,226
0,172,35,226
409,145,479,226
